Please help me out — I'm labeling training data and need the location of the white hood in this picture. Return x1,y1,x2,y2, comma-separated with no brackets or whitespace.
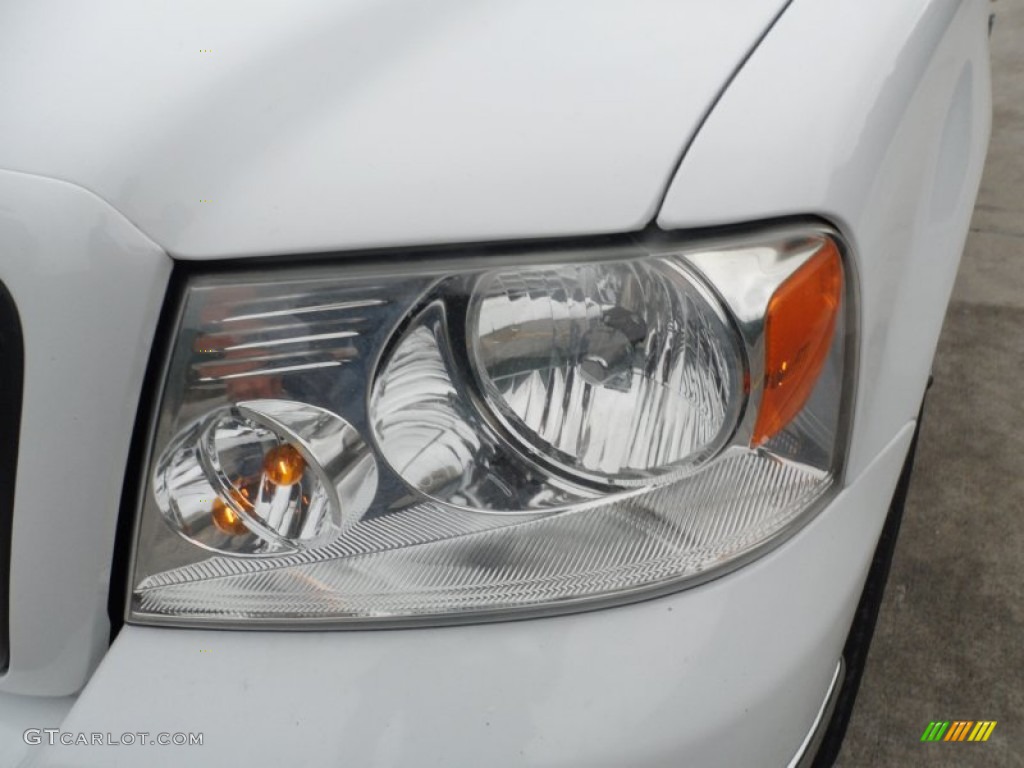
0,0,788,259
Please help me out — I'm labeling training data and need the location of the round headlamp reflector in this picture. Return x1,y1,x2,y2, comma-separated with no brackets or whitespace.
467,259,744,483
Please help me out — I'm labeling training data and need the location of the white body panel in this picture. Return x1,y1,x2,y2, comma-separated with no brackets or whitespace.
0,171,170,695
22,425,912,768
658,0,992,479
0,0,785,259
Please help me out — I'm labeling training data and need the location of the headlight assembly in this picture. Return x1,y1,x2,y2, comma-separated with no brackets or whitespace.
128,226,853,626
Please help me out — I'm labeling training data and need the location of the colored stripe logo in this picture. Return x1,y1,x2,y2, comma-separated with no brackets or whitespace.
921,721,997,742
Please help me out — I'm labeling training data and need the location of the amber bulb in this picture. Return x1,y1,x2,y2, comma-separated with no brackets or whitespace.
263,443,306,486
210,497,249,536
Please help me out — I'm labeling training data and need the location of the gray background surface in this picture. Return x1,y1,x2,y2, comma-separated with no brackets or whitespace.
837,1,1023,765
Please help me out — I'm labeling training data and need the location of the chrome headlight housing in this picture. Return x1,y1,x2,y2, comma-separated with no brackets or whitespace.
127,226,853,627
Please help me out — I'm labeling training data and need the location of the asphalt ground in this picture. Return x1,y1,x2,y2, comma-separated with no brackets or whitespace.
837,2,1024,765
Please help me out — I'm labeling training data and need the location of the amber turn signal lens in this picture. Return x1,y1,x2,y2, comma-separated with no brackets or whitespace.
752,239,843,446
263,444,306,486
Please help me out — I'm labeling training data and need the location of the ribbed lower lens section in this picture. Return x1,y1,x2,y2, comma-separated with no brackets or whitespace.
134,450,828,621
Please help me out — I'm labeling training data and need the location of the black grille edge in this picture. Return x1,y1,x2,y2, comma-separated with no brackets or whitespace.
0,281,24,673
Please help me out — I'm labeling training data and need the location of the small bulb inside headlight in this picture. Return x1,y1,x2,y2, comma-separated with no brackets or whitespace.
210,496,249,536
262,444,306,486
152,399,377,555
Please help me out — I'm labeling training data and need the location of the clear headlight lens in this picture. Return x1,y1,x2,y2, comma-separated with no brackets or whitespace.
128,229,852,626
466,260,742,483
